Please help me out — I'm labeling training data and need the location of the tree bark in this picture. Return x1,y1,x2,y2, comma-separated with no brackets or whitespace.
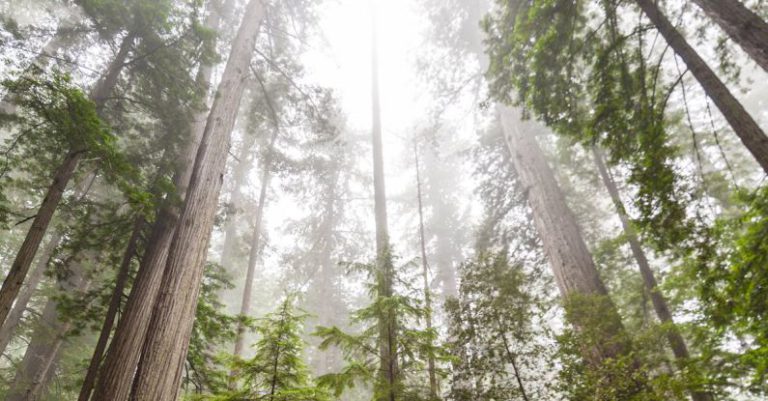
90,2,236,399
233,130,277,357
5,253,93,401
129,1,266,399
370,3,399,400
498,106,630,365
634,0,768,174
414,143,438,399
0,233,61,358
591,146,714,401
0,31,134,330
77,218,143,401
691,0,768,73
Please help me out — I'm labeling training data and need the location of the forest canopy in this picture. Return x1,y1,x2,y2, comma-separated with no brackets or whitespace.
0,0,767,400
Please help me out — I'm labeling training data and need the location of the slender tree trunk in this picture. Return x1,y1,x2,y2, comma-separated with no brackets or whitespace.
5,253,93,401
0,31,134,329
414,143,438,399
370,3,399,400
220,133,258,311
691,0,768,73
591,146,714,401
0,233,61,358
498,106,630,365
130,2,266,399
634,0,768,174
90,3,235,399
77,218,143,401
233,130,277,357
499,332,530,401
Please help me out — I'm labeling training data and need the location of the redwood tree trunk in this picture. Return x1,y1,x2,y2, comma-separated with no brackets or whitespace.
691,0,768,73
591,146,714,401
634,0,768,174
370,4,399,400
130,1,266,399
498,106,630,364
77,218,143,401
0,31,134,330
90,3,235,399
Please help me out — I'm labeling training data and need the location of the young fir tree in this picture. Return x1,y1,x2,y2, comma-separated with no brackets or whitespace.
314,257,449,401
194,298,329,401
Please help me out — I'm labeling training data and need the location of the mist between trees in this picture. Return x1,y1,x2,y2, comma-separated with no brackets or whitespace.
0,0,767,400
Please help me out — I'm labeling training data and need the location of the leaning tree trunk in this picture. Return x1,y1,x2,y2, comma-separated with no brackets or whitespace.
0,233,61,357
130,1,266,399
77,218,143,401
90,2,236,399
370,4,399,401
233,130,277,357
414,143,438,399
498,106,631,365
690,0,768,73
0,31,134,329
5,253,93,401
634,0,768,174
591,146,714,401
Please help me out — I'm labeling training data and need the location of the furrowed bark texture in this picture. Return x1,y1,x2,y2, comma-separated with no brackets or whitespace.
691,0,768,73
634,0,768,174
499,106,629,364
77,218,143,401
130,1,266,399
371,4,399,400
0,31,134,330
91,2,235,399
592,147,714,401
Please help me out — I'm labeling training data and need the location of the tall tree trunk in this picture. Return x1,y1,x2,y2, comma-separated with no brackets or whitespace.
233,130,277,357
219,133,258,314
370,3,399,401
634,0,768,174
90,2,235,399
691,0,768,73
77,218,143,401
498,106,630,365
0,31,134,329
5,253,93,401
130,1,266,399
591,146,714,401
0,233,61,358
414,143,438,399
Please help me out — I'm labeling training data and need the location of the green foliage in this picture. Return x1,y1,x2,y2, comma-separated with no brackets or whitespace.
445,252,554,401
483,0,693,250
682,185,768,394
190,297,328,401
314,258,450,401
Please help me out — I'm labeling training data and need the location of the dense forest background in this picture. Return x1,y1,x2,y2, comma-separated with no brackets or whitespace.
0,0,767,400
